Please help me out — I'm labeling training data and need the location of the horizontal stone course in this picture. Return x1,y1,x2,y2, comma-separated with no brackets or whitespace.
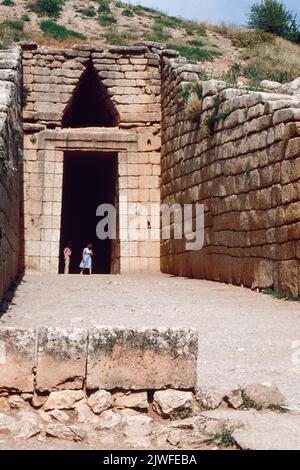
160,56,300,297
0,327,198,393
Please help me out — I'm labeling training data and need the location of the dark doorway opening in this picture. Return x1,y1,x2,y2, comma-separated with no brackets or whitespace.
59,152,118,274
62,62,119,128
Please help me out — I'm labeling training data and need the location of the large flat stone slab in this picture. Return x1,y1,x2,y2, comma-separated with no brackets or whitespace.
87,327,198,390
0,328,35,392
36,328,87,392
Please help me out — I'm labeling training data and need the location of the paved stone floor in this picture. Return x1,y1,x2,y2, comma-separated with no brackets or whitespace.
1,273,300,409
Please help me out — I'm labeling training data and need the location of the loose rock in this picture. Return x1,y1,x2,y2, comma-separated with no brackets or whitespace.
153,390,194,418
44,390,85,411
88,390,112,415
46,423,86,442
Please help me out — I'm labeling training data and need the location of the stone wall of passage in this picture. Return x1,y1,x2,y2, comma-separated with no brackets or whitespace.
21,43,176,274
161,57,300,296
0,46,22,300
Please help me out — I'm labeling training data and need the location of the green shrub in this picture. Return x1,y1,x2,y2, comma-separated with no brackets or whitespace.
143,22,172,42
183,20,206,36
167,43,221,62
0,20,23,45
40,19,86,41
2,0,15,6
21,14,31,22
29,0,64,19
244,59,291,84
230,30,275,48
79,7,96,18
4,19,24,31
98,13,117,26
187,38,205,47
248,0,299,43
97,0,111,14
122,8,134,17
104,28,138,45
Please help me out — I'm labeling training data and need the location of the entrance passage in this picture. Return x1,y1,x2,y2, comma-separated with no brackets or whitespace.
59,151,118,274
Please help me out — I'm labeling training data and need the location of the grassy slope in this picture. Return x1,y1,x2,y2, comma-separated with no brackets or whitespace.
0,0,299,84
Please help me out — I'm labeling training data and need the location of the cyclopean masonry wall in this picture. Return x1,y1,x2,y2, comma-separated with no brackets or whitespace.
0,46,22,300
21,43,171,274
161,57,300,296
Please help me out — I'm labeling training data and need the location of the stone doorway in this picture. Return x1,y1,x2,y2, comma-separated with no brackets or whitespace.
58,151,118,274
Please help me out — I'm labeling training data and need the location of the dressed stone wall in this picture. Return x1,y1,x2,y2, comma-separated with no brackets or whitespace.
21,43,175,274
161,56,300,296
0,46,22,300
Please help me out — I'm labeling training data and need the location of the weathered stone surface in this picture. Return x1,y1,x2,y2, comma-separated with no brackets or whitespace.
87,390,112,414
281,77,300,96
45,423,86,441
260,80,282,92
36,327,87,392
95,410,122,430
8,395,27,410
0,328,35,393
87,327,198,390
121,415,153,437
44,390,85,411
114,391,148,410
195,388,222,410
204,409,300,450
224,389,243,409
202,79,226,97
153,390,194,418
76,403,98,425
49,409,70,423
243,383,286,407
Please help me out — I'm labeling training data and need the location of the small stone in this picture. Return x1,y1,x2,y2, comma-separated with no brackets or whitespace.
153,390,194,418
95,410,122,430
76,403,98,425
49,409,70,423
243,383,286,408
88,390,112,415
224,389,243,409
195,389,222,410
0,397,10,412
32,393,48,409
8,395,27,410
38,410,52,423
114,391,148,410
44,390,85,411
122,415,153,438
167,431,181,446
170,416,206,430
46,423,86,442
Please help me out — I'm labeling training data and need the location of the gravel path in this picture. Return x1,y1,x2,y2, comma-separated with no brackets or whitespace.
1,273,300,409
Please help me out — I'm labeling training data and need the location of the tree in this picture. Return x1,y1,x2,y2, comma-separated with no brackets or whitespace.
248,0,299,42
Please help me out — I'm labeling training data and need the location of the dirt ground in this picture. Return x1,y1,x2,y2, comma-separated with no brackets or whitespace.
1,272,300,410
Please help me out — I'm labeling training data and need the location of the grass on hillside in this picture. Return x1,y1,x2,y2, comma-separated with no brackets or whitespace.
210,22,300,85
40,20,86,41
104,27,139,45
167,43,222,62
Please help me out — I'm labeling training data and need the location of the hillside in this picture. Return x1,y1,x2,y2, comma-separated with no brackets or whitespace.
0,0,300,85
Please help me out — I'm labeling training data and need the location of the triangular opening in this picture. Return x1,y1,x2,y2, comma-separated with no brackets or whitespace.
62,61,119,128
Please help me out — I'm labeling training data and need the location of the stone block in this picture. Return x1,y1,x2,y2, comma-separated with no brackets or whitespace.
36,328,87,392
86,327,198,390
0,328,35,392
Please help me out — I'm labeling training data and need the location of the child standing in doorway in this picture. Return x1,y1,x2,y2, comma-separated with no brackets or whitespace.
63,241,72,274
80,243,93,275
